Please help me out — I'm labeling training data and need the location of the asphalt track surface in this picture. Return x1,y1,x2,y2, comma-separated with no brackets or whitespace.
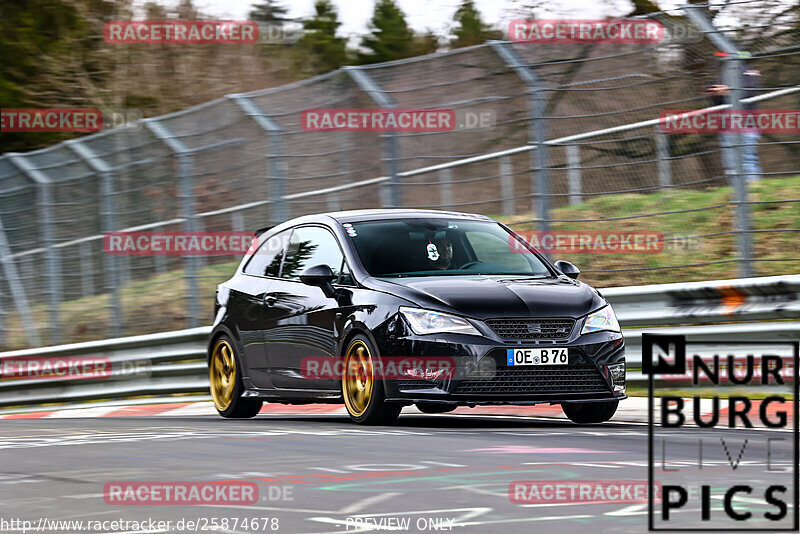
0,411,795,534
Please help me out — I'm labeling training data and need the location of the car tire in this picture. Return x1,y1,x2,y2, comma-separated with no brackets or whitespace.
342,335,402,425
416,402,457,414
561,400,618,424
209,336,263,419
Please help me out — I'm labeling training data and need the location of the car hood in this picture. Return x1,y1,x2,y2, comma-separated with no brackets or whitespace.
369,275,604,319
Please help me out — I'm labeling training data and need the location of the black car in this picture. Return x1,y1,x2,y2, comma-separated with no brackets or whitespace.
208,209,625,425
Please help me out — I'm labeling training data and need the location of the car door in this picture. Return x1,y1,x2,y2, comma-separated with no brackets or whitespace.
263,225,349,390
232,229,290,389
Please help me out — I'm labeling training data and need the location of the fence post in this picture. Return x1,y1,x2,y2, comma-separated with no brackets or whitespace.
228,94,288,224
153,225,167,275
326,192,342,212
499,156,515,215
0,271,4,348
66,139,123,337
195,218,207,269
40,182,62,343
727,58,753,277
0,217,40,346
439,168,453,209
145,120,201,328
267,131,288,222
655,129,672,190
566,145,582,206
118,254,131,286
490,41,550,232
345,67,403,208
154,243,167,275
179,153,200,327
231,211,245,233
0,268,4,347
79,241,93,297
8,154,62,344
40,183,62,343
684,6,752,277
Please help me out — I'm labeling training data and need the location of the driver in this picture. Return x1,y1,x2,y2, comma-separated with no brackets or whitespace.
426,236,453,270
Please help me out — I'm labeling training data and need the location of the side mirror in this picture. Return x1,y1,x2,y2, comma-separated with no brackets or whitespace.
299,264,337,297
554,260,580,280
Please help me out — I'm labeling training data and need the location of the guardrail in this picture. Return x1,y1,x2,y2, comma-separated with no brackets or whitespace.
0,276,797,407
0,327,210,407
604,274,800,326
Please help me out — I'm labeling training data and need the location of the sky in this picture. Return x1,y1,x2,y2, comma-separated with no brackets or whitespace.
182,0,638,40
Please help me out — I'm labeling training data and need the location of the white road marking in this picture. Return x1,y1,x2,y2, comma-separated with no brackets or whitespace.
521,501,620,508
46,406,121,418
440,484,506,498
604,503,648,516
338,492,403,514
450,513,595,527
566,462,625,468
63,492,107,499
0,428,444,450
156,403,217,416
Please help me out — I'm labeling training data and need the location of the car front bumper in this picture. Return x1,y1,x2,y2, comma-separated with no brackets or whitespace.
376,330,626,405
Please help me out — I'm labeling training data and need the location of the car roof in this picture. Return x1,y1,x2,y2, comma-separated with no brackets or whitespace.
324,208,494,223
259,209,496,238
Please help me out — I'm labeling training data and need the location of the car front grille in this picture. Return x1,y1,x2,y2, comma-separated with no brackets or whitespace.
485,318,576,341
453,365,609,395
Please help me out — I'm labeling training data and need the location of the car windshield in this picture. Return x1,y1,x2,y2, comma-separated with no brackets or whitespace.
347,219,551,277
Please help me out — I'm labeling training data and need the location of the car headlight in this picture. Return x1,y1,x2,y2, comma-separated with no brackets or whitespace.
399,307,481,336
581,305,620,334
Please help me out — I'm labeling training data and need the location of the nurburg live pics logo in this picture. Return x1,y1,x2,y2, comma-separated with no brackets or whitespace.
643,334,799,531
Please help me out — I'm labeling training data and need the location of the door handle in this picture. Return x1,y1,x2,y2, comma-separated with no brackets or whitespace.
262,293,277,306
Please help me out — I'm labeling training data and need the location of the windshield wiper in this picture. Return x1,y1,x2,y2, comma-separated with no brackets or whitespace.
379,272,549,278
485,272,550,277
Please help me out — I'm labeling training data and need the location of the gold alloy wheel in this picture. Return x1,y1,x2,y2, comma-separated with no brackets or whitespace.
342,340,374,417
210,339,237,411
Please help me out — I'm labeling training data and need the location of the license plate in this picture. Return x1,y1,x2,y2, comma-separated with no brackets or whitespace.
506,348,568,366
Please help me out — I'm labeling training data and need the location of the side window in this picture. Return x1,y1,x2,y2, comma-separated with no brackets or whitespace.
281,226,344,281
242,230,290,277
